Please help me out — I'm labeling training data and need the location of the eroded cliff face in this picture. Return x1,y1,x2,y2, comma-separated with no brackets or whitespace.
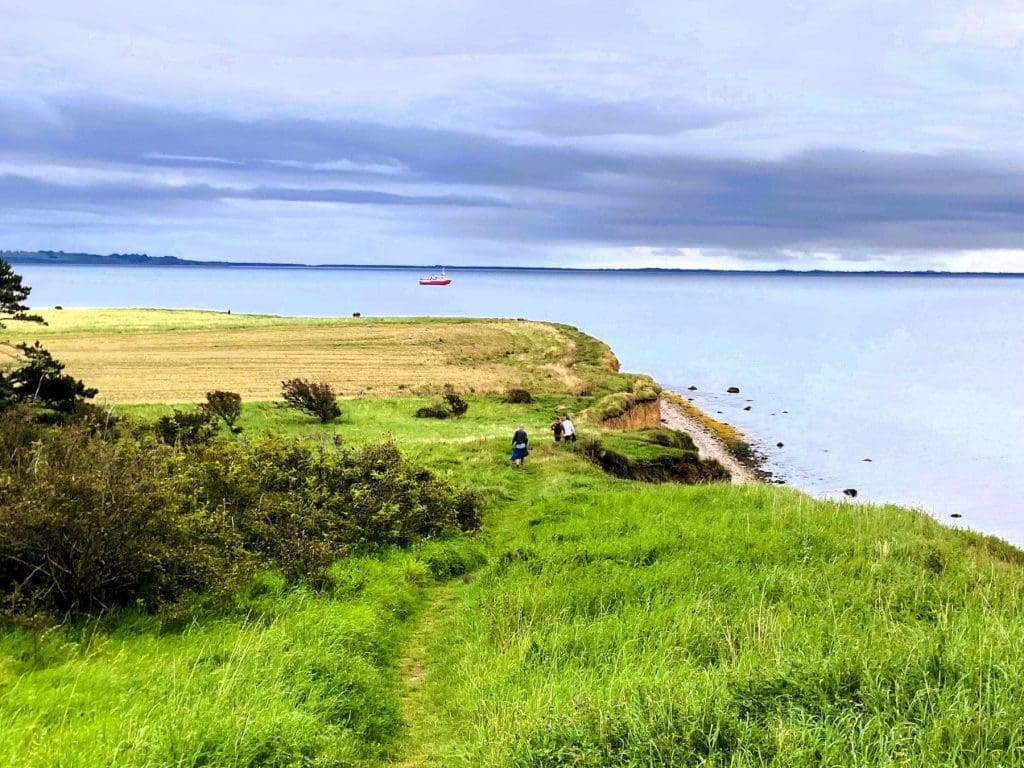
598,398,661,430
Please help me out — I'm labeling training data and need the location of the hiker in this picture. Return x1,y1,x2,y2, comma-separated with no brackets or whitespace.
511,424,529,467
550,416,564,443
561,414,576,443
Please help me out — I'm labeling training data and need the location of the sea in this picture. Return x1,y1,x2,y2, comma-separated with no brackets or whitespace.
14,264,1024,547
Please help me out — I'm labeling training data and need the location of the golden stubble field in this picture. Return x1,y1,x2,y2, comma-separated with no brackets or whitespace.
1,309,587,403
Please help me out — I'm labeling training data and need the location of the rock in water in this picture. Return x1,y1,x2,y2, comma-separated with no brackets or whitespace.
743,405,752,411
843,488,858,498
950,513,962,518
687,385,698,391
727,386,740,393
776,442,784,448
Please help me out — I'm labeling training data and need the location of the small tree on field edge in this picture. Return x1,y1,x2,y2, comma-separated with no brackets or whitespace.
5,342,98,413
0,259,44,328
281,378,342,423
203,390,243,432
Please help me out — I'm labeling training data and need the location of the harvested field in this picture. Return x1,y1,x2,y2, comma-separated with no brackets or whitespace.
1,309,606,403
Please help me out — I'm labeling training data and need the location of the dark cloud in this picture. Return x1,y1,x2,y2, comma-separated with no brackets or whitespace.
3,99,1024,255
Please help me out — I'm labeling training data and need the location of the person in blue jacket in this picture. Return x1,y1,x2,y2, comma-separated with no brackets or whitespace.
511,424,529,467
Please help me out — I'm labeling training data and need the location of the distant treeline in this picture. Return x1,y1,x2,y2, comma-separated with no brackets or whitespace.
4,250,1023,276
2,250,191,266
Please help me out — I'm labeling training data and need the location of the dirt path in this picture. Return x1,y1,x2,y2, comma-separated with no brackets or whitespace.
660,396,758,485
392,582,460,767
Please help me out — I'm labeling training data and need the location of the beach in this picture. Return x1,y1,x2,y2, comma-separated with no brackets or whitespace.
660,392,758,484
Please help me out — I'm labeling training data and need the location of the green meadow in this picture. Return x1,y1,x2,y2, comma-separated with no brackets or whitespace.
3,311,1024,767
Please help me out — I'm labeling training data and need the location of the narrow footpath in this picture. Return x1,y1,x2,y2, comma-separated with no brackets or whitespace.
392,581,461,767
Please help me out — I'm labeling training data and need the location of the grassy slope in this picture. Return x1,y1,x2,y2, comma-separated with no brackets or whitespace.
3,311,1024,766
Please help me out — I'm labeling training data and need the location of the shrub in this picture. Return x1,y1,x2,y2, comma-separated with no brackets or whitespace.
185,437,484,581
282,378,342,423
0,421,237,616
414,391,469,419
443,391,469,416
0,411,484,618
203,390,243,431
155,409,217,448
504,388,533,404
415,401,451,419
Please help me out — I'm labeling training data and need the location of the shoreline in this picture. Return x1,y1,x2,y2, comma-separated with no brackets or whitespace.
659,391,760,485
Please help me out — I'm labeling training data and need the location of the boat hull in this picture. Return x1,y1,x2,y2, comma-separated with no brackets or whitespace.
419,278,452,285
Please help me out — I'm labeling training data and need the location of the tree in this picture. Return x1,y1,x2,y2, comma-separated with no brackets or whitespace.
5,342,98,413
281,378,342,423
203,390,243,432
0,261,96,415
0,259,44,328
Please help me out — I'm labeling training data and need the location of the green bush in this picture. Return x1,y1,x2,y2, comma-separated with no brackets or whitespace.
0,421,236,616
155,408,217,448
415,401,451,419
414,391,470,419
203,390,243,432
0,412,483,618
281,378,342,423
443,391,469,416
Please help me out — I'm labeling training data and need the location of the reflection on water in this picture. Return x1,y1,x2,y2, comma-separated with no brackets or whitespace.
17,264,1024,546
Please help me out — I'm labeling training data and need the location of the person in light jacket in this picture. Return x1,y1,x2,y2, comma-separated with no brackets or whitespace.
561,414,576,443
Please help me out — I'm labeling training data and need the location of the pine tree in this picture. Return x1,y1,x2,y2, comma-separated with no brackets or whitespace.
0,259,44,328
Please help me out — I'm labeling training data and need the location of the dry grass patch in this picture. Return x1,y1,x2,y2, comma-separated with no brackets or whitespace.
2,310,600,403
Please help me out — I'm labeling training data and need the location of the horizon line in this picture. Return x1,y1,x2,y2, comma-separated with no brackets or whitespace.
4,250,1024,277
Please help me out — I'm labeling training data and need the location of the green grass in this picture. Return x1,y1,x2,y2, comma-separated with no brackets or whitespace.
5,395,1024,766
598,428,696,462
421,478,1024,767
0,545,481,768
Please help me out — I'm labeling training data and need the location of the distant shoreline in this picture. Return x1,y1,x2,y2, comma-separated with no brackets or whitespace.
5,250,1024,278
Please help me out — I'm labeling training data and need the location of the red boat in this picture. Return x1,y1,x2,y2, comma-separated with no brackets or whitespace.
419,269,451,286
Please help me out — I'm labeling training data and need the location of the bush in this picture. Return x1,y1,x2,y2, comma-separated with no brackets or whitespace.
442,391,469,416
0,422,236,615
414,391,469,419
155,409,217,448
415,401,451,419
0,409,484,618
183,437,483,581
504,388,533,404
281,378,342,423
203,390,243,432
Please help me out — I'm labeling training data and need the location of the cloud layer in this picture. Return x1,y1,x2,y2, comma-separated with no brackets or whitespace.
2,1,1024,269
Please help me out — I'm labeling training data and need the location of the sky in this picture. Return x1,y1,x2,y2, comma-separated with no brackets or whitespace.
2,0,1024,270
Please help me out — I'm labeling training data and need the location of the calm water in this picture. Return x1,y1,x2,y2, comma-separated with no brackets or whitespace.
17,264,1024,546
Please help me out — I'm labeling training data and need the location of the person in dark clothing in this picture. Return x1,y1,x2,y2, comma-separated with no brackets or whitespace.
550,417,564,443
511,424,529,467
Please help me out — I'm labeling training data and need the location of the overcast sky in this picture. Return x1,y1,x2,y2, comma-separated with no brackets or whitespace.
2,1,1024,270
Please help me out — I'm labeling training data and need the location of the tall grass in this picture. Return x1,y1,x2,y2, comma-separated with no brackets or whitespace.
4,395,1024,766
0,544,483,767
420,480,1024,766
